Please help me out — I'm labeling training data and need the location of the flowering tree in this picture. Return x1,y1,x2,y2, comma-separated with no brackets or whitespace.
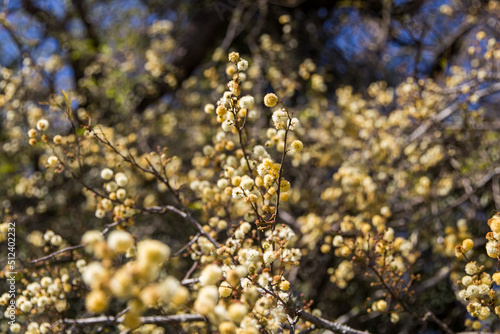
3,1,500,333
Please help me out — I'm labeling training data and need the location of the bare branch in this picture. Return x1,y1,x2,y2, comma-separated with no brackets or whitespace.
408,82,500,143
299,311,371,334
146,205,219,247
30,244,84,264
59,313,206,327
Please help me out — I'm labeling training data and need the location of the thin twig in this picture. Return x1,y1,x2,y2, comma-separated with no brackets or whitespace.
272,100,293,230
146,205,219,247
299,311,371,334
30,244,85,264
408,82,500,143
173,233,200,257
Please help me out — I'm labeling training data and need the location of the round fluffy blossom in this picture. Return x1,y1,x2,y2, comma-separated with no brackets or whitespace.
467,284,479,298
288,117,300,130
219,281,232,298
39,323,51,334
279,280,290,291
199,264,223,286
254,145,271,159
240,176,254,190
204,103,215,114
462,239,474,252
194,286,218,315
110,268,135,298
488,214,500,233
333,235,344,247
462,275,473,286
263,250,276,264
478,306,491,319
85,290,108,313
137,239,170,265
465,261,480,275
47,156,59,167
40,276,52,288
216,105,227,116
478,284,490,295
480,272,492,285
228,52,240,62
217,178,229,188
272,109,289,129
290,140,303,153
20,301,33,312
116,188,127,201
264,93,278,107
458,289,469,300
82,230,104,246
100,168,114,180
239,95,254,109
10,324,21,333
493,272,500,285
237,59,248,71
95,208,105,219
37,119,49,131
219,321,237,334
228,303,248,324
374,300,387,312
50,235,62,246
115,172,128,187
222,120,234,132
486,240,500,257
82,262,107,288
28,128,37,138
107,230,134,253
240,222,251,234
106,181,118,192
232,187,244,199
140,285,161,306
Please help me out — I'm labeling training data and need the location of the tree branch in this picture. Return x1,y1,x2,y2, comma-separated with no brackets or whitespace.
408,81,500,143
59,313,206,327
299,311,371,334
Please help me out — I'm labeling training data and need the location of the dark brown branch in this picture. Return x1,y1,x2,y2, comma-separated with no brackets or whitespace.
146,205,219,247
173,233,200,257
408,82,500,143
272,100,293,229
30,244,85,264
368,265,454,334
299,311,371,334
59,313,206,326
413,167,500,225
90,127,219,248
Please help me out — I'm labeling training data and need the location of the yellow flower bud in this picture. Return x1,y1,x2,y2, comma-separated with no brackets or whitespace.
85,290,108,313
462,239,474,252
264,93,278,107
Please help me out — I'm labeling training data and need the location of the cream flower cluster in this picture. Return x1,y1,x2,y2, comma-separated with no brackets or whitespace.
456,214,500,321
